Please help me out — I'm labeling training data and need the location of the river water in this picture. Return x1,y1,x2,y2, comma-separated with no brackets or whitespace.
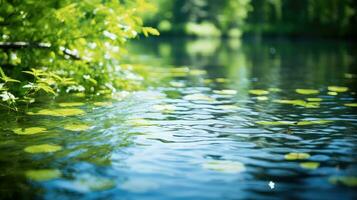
0,37,356,199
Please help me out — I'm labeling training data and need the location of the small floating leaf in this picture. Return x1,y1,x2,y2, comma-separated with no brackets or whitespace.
24,144,62,153
183,93,214,101
256,96,269,101
273,99,306,106
344,103,357,107
27,108,85,117
328,91,338,96
189,69,206,76
269,88,282,92
64,123,90,131
296,120,332,126
202,160,246,173
13,127,46,135
215,78,229,83
328,86,348,93
329,176,357,187
295,89,319,95
59,102,85,107
256,121,294,126
304,102,320,108
93,102,112,107
213,90,237,95
25,169,61,181
307,98,322,102
285,152,311,160
300,162,320,170
249,89,269,95
203,79,213,84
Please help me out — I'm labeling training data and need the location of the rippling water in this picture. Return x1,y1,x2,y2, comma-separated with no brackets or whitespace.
0,38,357,199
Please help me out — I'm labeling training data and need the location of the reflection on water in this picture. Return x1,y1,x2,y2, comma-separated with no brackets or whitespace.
1,37,357,199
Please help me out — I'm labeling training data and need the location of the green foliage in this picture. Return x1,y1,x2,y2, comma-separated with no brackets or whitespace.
0,0,158,111
245,0,357,37
145,0,252,37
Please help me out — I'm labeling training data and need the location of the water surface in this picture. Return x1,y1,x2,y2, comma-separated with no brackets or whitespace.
0,38,356,199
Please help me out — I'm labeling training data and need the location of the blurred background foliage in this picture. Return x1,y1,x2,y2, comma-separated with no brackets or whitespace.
145,0,357,38
0,0,356,111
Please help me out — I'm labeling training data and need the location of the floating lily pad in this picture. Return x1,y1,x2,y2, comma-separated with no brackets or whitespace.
296,120,332,126
59,102,85,107
93,102,112,107
64,123,90,131
202,160,246,173
249,89,269,95
256,121,294,126
203,79,213,84
256,96,269,101
215,78,229,83
344,103,357,107
27,108,85,117
273,99,306,107
152,104,176,112
213,90,237,95
269,88,282,92
328,91,338,96
25,169,61,181
328,86,348,93
183,93,214,101
285,152,311,160
24,144,62,153
329,176,357,187
304,102,320,108
13,127,46,135
300,162,320,170
295,89,319,95
307,98,323,102
189,69,207,76
72,93,86,97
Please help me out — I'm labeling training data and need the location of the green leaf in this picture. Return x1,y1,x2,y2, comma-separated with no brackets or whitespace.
284,152,311,160
345,103,357,107
59,102,85,107
142,27,160,37
295,89,319,95
328,86,348,93
25,169,61,181
300,162,320,170
249,89,269,95
27,108,85,117
13,127,47,135
256,121,294,126
64,123,90,131
329,176,357,187
24,144,62,153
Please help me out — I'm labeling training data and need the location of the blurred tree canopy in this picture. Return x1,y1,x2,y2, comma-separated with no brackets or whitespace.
145,0,252,37
0,0,158,110
246,0,357,37
146,0,357,38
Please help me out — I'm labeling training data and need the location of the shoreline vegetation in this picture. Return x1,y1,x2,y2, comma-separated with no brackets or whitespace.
1,0,357,111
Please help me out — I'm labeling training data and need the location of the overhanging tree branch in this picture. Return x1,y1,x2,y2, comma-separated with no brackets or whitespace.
0,42,81,60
